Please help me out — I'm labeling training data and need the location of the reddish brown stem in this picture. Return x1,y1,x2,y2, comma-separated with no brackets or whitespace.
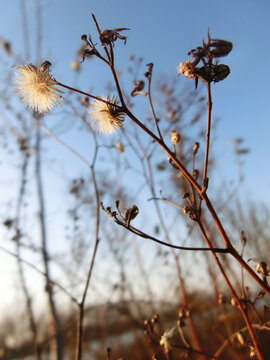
57,75,270,295
197,220,264,360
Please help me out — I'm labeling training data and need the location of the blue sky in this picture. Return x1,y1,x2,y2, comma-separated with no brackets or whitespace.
0,0,270,311
1,0,268,198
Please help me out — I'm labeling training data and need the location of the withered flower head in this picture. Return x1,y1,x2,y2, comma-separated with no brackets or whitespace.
88,96,125,135
100,28,129,46
13,62,62,113
131,80,145,96
178,33,232,84
177,61,197,79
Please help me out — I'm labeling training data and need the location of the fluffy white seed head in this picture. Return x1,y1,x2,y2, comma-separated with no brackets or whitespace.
13,63,62,113
88,96,125,135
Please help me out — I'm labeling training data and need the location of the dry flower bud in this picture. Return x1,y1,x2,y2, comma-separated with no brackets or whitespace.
178,308,190,319
131,80,145,96
178,61,196,79
241,230,247,247
116,141,124,153
125,205,139,223
81,34,87,41
193,169,199,180
71,60,80,72
218,293,227,304
144,63,153,78
170,130,181,145
249,347,256,359
256,262,269,277
3,219,14,228
193,142,200,153
212,64,230,82
151,314,159,324
40,60,52,72
183,206,189,214
0,37,12,56
81,97,89,107
236,331,246,346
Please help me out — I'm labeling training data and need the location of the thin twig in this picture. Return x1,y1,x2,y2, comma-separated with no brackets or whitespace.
37,119,91,169
214,322,270,358
146,65,163,140
75,139,100,360
202,81,212,191
0,245,78,305
148,196,184,210
56,81,122,110
35,123,63,360
104,211,229,253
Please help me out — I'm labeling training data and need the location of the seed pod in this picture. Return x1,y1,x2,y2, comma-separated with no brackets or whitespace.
210,40,233,57
212,64,230,82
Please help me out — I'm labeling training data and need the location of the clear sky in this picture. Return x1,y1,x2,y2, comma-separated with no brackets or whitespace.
0,0,269,311
1,0,269,197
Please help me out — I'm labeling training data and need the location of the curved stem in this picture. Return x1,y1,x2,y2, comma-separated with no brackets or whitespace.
113,219,229,253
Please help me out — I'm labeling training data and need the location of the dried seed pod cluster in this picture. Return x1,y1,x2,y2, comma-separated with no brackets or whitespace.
178,32,232,84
